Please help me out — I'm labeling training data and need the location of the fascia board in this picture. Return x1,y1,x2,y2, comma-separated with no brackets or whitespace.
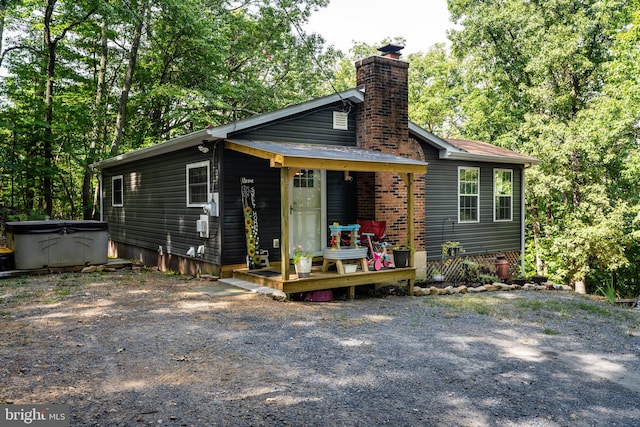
440,150,540,166
91,130,211,169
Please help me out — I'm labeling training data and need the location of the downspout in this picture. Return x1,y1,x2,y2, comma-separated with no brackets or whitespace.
520,167,527,276
99,173,104,222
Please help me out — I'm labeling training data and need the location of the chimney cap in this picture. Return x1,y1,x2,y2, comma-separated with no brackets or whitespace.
377,43,405,58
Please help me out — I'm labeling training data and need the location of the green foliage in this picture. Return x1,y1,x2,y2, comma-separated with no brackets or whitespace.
407,44,465,136
596,281,617,305
476,274,498,285
0,0,333,218
441,241,463,259
461,259,479,281
446,0,640,289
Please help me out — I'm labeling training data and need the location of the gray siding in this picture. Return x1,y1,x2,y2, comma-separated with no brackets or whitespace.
102,147,221,264
326,171,358,226
232,106,357,146
102,103,360,268
222,150,358,265
221,151,280,265
423,144,523,261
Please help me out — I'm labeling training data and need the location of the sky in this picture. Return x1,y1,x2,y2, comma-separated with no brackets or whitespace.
304,0,455,55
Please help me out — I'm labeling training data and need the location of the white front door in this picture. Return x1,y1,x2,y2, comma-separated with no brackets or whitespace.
289,169,326,256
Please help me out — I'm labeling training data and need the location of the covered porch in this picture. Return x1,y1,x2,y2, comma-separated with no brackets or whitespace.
223,139,428,297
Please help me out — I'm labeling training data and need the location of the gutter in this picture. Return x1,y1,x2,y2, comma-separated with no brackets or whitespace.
90,130,211,169
440,150,539,167
521,168,526,276
99,174,104,222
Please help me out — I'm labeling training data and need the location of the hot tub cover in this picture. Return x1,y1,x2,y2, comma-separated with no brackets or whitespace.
6,220,108,234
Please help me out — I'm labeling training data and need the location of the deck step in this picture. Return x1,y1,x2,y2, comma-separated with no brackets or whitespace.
218,278,286,299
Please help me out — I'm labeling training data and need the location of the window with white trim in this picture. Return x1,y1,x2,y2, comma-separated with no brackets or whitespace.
494,169,513,221
458,167,479,223
112,175,123,207
186,161,210,207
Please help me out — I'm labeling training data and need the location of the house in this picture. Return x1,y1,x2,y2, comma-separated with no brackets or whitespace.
92,44,538,296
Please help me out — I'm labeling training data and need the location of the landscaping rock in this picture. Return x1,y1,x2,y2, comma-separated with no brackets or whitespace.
272,291,287,301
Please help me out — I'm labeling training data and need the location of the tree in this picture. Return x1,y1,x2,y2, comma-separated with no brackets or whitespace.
0,0,335,219
407,44,464,136
448,0,638,290
42,0,99,216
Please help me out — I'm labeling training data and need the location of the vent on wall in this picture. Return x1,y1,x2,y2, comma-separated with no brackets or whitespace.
333,111,348,130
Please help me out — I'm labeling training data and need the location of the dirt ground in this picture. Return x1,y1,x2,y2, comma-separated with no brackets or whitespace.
1,268,640,426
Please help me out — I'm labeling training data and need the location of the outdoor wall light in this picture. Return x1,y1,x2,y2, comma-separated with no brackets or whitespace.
197,144,210,153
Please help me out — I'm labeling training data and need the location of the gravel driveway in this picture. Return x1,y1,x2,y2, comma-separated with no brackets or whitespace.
1,269,639,426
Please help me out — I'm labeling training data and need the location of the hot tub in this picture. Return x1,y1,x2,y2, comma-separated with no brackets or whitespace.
6,220,108,269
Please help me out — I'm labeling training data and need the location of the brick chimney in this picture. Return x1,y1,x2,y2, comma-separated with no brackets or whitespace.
355,44,412,246
355,43,409,154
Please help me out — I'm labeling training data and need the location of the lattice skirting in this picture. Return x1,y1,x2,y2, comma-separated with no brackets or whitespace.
426,251,521,281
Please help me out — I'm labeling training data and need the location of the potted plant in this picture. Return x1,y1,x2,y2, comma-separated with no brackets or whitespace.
462,258,479,282
292,245,313,278
442,241,463,258
392,245,414,268
431,268,444,282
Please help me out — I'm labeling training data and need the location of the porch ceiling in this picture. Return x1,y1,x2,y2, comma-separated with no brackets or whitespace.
225,139,428,174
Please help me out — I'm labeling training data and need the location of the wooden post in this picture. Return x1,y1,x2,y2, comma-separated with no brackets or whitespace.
280,168,291,280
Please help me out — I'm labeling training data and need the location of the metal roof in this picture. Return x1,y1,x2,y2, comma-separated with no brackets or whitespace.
409,123,539,166
225,139,428,174
443,138,540,164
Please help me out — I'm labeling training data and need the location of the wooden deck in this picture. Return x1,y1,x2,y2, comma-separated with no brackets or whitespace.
231,264,416,298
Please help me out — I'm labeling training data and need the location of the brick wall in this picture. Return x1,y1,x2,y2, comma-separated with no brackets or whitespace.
355,52,426,250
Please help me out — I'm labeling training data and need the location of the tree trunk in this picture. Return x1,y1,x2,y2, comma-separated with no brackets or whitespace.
83,17,108,219
0,0,7,56
43,0,56,217
42,0,97,217
110,0,147,156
